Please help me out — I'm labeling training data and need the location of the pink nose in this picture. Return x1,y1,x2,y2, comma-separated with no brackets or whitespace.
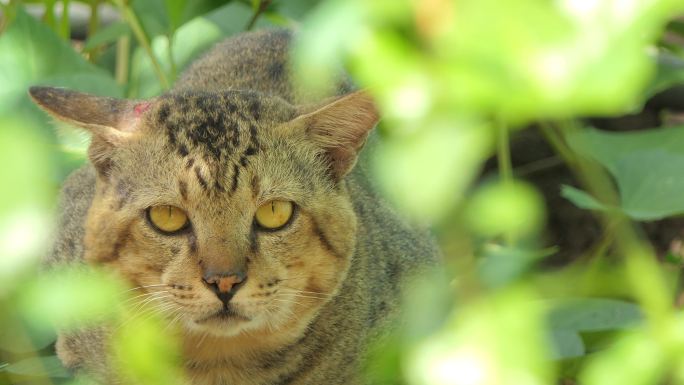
202,271,247,304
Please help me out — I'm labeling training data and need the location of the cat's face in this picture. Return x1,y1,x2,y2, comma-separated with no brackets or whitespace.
30,87,378,337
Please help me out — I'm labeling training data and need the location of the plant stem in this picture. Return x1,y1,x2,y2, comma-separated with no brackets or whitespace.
59,0,71,39
497,119,513,184
167,33,177,82
114,0,169,89
115,35,130,86
245,0,272,31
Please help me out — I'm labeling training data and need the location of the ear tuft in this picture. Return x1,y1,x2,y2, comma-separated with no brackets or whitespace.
296,90,380,180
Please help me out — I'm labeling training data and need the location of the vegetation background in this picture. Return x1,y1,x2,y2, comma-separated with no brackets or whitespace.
2,0,684,384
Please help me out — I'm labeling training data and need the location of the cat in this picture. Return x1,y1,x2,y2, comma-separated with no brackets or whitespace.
29,29,439,385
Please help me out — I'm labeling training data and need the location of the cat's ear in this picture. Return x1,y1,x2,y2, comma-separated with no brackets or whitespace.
293,90,380,180
28,86,148,142
29,86,151,175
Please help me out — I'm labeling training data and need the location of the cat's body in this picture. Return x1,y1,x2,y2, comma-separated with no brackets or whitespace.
35,29,438,385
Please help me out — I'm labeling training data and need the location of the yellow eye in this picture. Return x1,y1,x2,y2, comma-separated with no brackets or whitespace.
148,205,189,233
255,200,294,230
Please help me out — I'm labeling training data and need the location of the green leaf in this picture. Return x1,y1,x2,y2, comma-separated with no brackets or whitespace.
4,356,70,378
549,330,585,359
548,298,643,332
84,21,130,51
567,126,684,220
561,185,612,212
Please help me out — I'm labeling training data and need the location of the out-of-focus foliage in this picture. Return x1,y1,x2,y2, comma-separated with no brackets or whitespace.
2,0,684,384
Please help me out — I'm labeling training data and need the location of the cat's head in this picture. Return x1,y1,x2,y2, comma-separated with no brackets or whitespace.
30,86,378,337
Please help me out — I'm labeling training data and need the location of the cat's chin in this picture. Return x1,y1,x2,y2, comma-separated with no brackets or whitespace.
185,310,257,337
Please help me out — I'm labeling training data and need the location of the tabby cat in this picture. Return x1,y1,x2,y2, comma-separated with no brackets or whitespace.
30,29,438,385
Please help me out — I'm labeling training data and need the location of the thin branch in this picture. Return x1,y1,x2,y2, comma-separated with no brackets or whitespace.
87,0,101,62
245,0,272,31
113,0,170,89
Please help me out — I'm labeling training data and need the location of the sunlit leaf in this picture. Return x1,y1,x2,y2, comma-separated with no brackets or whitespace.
466,181,545,238
581,330,665,385
113,316,184,385
19,267,126,331
407,288,553,385
297,0,684,123
372,119,491,222
0,119,53,292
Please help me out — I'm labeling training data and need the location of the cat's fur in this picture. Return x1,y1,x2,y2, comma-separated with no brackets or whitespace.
30,29,438,385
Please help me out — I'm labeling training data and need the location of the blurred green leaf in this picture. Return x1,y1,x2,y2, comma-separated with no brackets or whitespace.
581,330,665,385
407,288,553,385
113,316,184,385
84,21,130,51
567,126,684,220
466,181,545,238
0,320,57,353
646,53,684,97
0,7,122,117
372,119,491,222
0,118,53,291
549,330,585,360
3,355,70,378
477,245,539,289
19,267,126,331
297,0,684,123
548,298,643,332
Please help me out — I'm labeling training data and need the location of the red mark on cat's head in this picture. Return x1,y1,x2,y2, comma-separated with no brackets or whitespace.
134,102,152,117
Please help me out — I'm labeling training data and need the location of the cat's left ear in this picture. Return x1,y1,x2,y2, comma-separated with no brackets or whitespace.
28,86,148,145
292,90,380,181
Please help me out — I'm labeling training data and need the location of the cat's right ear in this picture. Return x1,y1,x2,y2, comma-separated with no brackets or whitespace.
29,86,150,175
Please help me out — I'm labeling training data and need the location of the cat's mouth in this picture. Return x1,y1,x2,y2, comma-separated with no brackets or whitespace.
195,306,251,324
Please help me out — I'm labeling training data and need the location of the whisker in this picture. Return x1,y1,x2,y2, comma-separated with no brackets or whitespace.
121,290,169,305
279,288,330,296
196,331,209,348
121,284,169,294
